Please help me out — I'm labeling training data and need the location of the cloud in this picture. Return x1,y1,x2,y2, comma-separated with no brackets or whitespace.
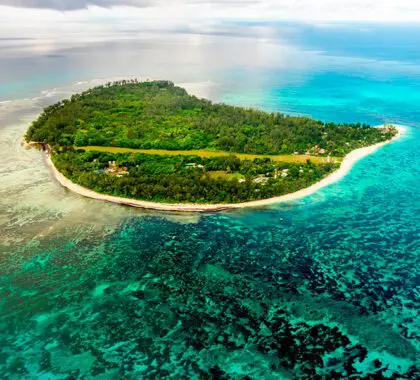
0,0,152,10
0,0,259,10
1,0,420,23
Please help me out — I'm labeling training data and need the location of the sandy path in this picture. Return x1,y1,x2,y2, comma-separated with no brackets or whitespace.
44,126,404,213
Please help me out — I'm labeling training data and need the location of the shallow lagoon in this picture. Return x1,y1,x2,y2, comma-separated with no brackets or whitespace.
0,24,419,378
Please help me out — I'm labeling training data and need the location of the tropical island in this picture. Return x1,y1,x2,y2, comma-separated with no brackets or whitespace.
25,80,399,211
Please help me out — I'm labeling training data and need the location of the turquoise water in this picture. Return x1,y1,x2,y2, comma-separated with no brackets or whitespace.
0,24,419,378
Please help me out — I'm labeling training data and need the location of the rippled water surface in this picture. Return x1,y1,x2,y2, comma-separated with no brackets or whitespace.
0,25,419,378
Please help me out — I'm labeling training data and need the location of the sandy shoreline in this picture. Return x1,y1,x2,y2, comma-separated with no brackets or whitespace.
42,126,404,213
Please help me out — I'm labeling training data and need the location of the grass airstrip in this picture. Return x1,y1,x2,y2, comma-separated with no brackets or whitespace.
77,146,342,165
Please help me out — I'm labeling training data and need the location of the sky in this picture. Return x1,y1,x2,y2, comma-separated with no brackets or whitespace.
1,1,419,41
0,0,418,18
1,0,420,21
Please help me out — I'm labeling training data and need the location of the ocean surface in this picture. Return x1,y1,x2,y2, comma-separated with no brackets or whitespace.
0,23,419,379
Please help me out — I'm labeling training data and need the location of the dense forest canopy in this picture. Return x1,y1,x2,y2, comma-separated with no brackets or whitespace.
26,80,396,157
26,80,397,204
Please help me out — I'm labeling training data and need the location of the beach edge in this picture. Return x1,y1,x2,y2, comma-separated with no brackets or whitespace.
40,125,404,213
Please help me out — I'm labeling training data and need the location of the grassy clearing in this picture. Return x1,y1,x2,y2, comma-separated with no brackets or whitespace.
206,171,245,181
77,146,343,164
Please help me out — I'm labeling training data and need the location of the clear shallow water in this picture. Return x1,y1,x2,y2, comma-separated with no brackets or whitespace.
0,24,419,378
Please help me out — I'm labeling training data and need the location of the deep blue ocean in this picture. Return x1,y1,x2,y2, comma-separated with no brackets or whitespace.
0,23,419,378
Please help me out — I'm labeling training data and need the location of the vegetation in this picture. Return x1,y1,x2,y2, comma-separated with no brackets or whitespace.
78,146,342,164
52,149,339,204
26,80,397,204
26,80,396,156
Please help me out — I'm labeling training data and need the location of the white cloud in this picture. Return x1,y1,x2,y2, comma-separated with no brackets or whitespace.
1,0,420,21
0,0,419,43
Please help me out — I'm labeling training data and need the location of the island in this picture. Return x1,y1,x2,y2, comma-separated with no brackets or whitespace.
25,80,399,212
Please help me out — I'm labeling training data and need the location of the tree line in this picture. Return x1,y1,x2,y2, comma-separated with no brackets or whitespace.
52,149,338,204
26,81,397,157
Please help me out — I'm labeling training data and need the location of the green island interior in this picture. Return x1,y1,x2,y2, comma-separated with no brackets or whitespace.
25,80,397,204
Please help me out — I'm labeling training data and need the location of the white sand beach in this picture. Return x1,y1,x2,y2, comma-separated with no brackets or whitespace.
43,126,404,213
